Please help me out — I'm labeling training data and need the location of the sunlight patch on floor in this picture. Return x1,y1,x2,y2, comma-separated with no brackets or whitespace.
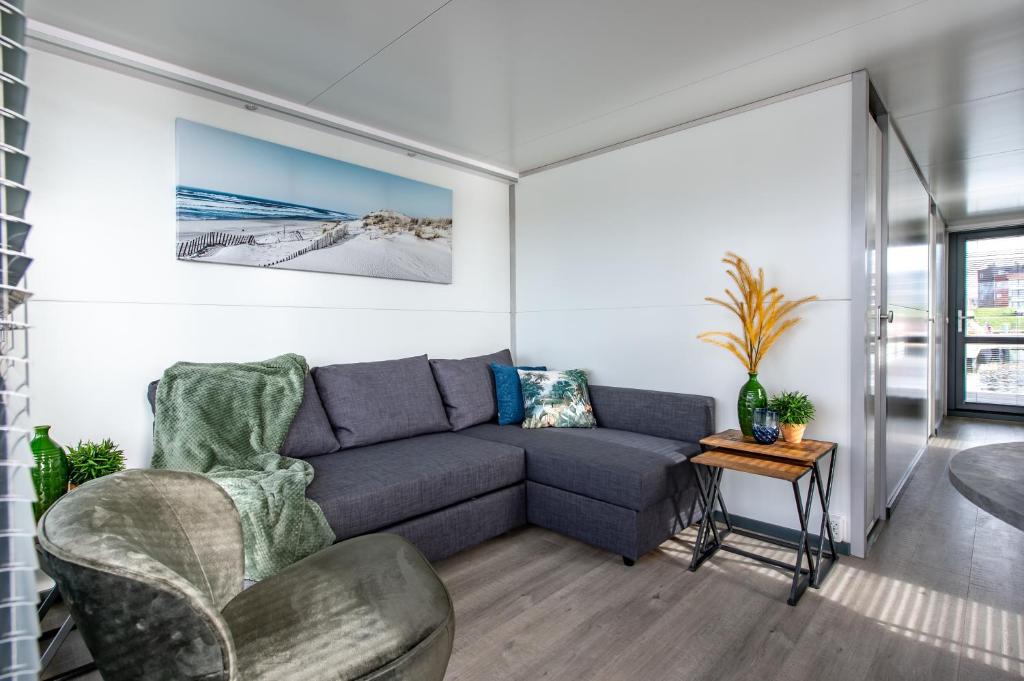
827,558,1021,675
662,524,1024,676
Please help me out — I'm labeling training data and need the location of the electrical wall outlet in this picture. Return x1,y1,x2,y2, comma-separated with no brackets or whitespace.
828,514,847,543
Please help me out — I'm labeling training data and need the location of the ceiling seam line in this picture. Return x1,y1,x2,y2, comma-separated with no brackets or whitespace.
923,146,1024,168
480,0,931,161
26,21,518,182
896,85,1024,120
518,74,850,176
305,0,455,105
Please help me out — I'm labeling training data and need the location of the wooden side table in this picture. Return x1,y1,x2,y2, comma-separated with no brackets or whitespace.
688,429,839,606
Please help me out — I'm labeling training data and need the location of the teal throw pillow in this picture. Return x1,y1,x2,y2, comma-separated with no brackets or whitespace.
491,363,546,425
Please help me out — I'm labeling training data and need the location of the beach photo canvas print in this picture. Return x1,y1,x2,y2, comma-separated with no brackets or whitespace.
175,119,453,283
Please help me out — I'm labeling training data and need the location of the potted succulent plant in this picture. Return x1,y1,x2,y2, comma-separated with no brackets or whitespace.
767,391,815,444
66,438,126,490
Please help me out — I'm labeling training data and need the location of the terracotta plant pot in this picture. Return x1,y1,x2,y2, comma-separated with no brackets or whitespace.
780,423,807,444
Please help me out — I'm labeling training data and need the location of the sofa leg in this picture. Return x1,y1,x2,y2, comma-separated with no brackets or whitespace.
622,556,635,567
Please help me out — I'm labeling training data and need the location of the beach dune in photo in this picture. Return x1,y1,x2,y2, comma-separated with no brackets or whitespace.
175,120,454,284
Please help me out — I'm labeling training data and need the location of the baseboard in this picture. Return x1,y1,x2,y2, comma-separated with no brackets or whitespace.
947,409,1024,423
713,511,852,556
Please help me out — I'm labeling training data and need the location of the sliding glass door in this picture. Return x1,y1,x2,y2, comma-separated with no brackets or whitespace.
884,132,931,505
950,227,1024,416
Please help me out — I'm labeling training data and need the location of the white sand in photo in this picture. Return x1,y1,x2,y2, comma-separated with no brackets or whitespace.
177,217,452,283
277,232,452,283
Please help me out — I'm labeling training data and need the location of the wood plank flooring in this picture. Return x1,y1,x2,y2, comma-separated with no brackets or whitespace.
437,417,1024,681
41,417,1024,680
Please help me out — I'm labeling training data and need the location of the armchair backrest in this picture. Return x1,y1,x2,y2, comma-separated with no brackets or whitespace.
38,469,245,681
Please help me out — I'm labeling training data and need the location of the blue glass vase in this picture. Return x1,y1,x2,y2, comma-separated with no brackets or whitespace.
752,408,780,444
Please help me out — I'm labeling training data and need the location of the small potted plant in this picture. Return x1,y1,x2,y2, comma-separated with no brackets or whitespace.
767,391,815,444
66,438,126,490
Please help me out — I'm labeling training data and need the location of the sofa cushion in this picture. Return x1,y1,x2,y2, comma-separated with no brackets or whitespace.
280,374,340,458
313,355,451,448
458,424,699,511
305,433,525,541
146,374,340,458
429,349,513,431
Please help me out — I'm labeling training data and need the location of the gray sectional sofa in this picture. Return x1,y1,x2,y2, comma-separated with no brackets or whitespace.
148,350,715,565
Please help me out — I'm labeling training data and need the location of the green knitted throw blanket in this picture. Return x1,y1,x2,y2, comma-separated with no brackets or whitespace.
151,353,335,580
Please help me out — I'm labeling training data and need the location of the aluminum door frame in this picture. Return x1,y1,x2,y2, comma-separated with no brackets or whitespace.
948,226,1024,418
883,123,932,512
929,206,947,433
866,112,886,538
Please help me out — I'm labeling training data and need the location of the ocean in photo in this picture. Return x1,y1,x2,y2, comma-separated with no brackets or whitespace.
176,186,356,222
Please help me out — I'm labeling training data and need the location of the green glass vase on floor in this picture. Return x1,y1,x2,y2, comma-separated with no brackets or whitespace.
31,425,68,519
737,373,767,437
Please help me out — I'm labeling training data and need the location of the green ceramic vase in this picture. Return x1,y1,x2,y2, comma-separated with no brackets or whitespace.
737,373,768,437
30,425,68,519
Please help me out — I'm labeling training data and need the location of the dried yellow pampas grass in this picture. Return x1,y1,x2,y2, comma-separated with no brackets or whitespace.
698,252,817,373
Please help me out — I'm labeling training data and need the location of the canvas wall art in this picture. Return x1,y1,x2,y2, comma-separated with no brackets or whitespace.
174,119,453,284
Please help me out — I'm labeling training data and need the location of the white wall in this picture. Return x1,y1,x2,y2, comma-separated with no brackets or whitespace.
515,82,854,536
26,49,512,468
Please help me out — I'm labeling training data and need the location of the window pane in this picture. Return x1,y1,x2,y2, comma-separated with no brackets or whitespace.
965,235,1024,337
964,343,1024,405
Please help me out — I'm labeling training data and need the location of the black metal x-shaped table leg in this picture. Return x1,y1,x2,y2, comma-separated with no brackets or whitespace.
689,460,834,606
787,467,819,605
810,445,840,588
689,465,728,571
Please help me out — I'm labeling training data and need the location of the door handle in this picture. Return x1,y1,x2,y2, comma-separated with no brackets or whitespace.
957,309,974,333
880,310,894,324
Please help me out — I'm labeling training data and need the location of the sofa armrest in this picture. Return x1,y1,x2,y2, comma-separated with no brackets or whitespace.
147,380,159,414
588,385,715,443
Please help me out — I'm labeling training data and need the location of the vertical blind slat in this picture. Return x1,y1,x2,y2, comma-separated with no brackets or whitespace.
0,0,35,678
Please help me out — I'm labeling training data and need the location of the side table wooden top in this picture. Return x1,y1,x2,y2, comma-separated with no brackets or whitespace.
699,429,837,464
690,449,811,481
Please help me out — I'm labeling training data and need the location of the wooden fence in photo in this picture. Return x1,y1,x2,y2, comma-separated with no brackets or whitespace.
176,232,257,258
261,226,350,267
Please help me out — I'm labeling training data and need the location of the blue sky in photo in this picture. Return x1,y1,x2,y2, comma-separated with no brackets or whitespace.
175,119,453,218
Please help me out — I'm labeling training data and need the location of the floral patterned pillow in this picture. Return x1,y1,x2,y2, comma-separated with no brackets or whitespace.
518,369,597,429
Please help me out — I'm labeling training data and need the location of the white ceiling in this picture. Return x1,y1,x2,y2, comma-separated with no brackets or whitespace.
29,0,1024,224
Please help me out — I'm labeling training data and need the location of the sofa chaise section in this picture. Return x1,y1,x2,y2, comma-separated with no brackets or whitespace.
459,385,714,563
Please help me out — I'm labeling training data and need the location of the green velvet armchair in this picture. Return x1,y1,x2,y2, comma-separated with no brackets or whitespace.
37,469,455,681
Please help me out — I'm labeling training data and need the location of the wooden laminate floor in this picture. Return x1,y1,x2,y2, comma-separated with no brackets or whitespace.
42,418,1024,680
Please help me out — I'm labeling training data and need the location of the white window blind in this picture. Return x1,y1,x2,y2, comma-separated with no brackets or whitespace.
0,0,36,679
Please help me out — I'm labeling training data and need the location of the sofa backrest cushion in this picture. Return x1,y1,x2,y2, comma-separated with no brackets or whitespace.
147,374,340,459
429,349,513,431
313,354,451,448
280,374,342,458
